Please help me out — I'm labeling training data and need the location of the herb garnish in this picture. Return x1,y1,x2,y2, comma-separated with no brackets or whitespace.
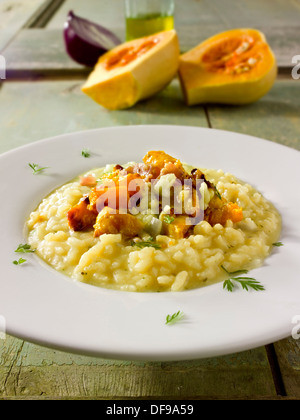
165,310,184,325
221,265,265,292
214,187,222,200
15,244,35,253
131,240,161,250
81,149,91,158
28,163,48,175
272,242,284,247
164,215,175,224
13,258,27,265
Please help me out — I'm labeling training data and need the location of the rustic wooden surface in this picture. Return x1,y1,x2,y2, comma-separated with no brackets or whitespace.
2,0,300,76
0,0,50,50
0,0,300,400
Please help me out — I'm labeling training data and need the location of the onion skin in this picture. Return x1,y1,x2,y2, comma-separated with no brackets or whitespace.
63,11,121,67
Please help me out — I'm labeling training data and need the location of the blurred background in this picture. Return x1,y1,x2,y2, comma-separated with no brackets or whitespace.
1,0,298,77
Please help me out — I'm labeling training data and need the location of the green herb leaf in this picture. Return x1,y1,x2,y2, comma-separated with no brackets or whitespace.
81,149,91,158
221,265,249,276
272,242,284,247
15,244,35,253
28,163,48,175
165,310,184,325
163,215,175,224
223,279,235,292
131,240,161,250
13,258,27,265
221,265,264,292
233,277,265,292
214,187,222,200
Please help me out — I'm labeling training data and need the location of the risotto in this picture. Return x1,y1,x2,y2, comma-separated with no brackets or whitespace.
26,151,281,292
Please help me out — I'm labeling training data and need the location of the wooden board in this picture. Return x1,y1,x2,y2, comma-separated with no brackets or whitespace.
274,337,300,398
0,78,206,154
0,0,50,52
3,29,86,78
206,80,300,150
0,335,277,398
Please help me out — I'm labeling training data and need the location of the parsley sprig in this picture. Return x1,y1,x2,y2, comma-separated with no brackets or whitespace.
214,186,222,200
163,215,175,224
272,242,284,247
81,149,91,158
15,244,35,253
221,265,265,292
13,244,35,266
28,163,48,175
13,258,27,265
165,310,184,325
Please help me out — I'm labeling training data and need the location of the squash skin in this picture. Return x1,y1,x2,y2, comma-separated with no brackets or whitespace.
82,30,180,110
178,29,277,106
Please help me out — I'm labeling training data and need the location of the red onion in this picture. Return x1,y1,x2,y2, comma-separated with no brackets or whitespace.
63,11,121,67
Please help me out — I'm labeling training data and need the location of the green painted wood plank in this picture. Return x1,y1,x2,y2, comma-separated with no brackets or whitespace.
260,25,300,71
205,0,300,28
0,335,276,398
0,335,24,395
206,80,300,151
3,29,86,76
47,0,126,40
48,0,300,31
0,0,50,52
274,337,300,398
0,78,207,155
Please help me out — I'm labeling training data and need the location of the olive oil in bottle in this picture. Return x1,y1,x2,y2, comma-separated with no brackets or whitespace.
126,13,174,41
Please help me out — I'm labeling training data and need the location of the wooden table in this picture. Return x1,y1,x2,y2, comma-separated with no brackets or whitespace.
0,0,300,400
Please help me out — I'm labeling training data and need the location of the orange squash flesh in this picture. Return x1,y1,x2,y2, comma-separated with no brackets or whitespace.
178,28,277,105
82,30,180,110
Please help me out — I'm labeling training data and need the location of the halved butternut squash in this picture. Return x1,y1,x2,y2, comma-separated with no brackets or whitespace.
82,30,180,110
178,28,277,105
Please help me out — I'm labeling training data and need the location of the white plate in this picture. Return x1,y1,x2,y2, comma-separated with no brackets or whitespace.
1,125,300,361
